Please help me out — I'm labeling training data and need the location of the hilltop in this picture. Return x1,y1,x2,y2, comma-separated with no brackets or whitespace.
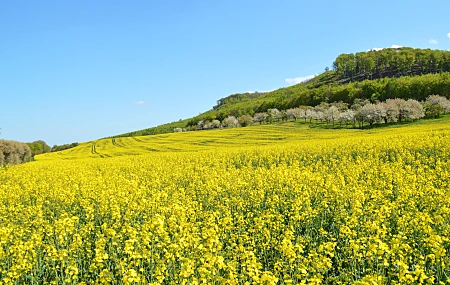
113,47,450,138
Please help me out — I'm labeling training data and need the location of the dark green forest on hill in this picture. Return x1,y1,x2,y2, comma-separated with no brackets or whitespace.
115,47,450,138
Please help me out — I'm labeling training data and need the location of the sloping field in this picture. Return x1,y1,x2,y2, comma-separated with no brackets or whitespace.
37,116,450,161
1,118,450,284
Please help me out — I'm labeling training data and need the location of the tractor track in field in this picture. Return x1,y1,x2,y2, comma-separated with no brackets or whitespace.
111,138,125,148
131,137,144,143
91,142,111,158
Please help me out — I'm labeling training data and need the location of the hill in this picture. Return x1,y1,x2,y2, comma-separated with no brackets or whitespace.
113,47,450,138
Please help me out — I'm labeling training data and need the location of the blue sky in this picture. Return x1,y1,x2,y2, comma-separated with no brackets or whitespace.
1,0,449,145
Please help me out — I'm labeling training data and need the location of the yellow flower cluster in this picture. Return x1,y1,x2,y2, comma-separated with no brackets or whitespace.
1,121,450,284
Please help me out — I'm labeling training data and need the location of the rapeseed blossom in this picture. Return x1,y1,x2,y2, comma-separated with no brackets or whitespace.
1,122,450,284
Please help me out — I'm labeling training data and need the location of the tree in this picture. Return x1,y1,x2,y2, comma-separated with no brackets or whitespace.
333,54,347,77
430,50,443,72
416,49,430,74
305,109,315,122
238,115,253,127
203,121,212,130
210,120,221,129
330,101,349,112
286,108,305,121
299,107,310,122
423,102,443,118
267,109,281,123
197,120,205,130
278,110,288,122
313,109,325,122
0,139,32,166
366,54,376,79
346,54,356,80
357,103,386,128
34,140,51,153
351,98,370,111
324,106,340,126
27,142,44,155
405,99,425,121
356,52,367,74
222,116,239,128
338,110,355,126
424,95,450,117
381,101,399,123
386,98,409,123
404,50,415,74
252,113,268,125
286,108,297,121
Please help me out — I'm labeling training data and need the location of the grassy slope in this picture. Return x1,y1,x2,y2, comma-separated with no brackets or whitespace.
111,72,338,138
113,69,450,138
37,115,450,161
110,48,450,138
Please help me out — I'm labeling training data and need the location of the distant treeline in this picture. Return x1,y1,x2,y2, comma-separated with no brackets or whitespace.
0,140,32,166
27,140,80,156
114,121,188,138
0,139,81,166
214,92,266,110
333,47,450,81
51,142,79,152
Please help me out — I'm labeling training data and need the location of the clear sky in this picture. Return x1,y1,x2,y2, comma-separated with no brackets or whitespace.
1,0,449,145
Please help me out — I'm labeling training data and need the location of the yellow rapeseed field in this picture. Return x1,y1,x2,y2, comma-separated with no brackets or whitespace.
1,119,450,284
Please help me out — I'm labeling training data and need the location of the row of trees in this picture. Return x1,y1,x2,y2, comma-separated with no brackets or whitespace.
175,95,450,132
280,97,436,128
0,138,80,166
0,140,32,166
26,140,80,155
51,142,79,152
333,48,450,80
